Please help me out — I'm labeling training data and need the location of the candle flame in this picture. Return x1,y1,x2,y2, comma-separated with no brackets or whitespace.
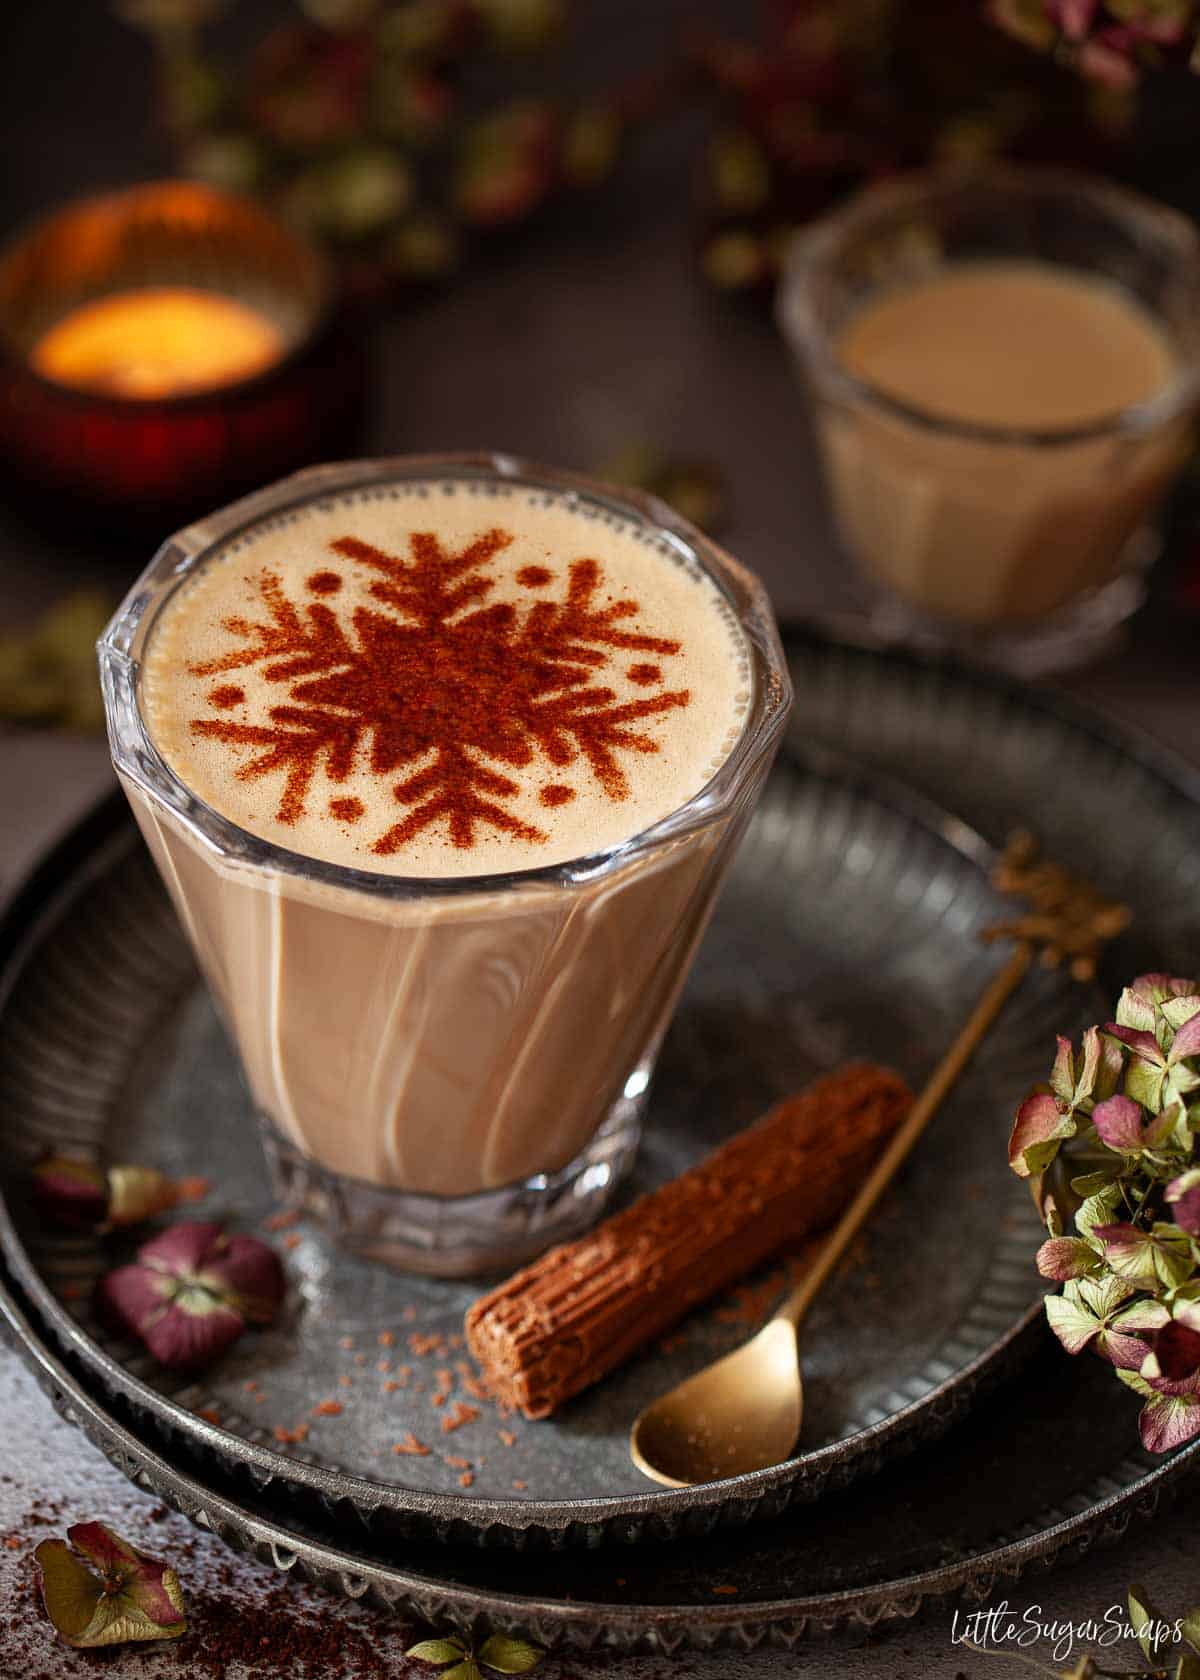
32,286,285,399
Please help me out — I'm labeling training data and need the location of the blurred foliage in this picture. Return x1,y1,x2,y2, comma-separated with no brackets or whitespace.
0,593,111,732
120,0,630,296
990,0,1200,88
118,0,1143,301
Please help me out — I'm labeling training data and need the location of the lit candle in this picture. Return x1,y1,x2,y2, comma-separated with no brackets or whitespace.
31,286,285,399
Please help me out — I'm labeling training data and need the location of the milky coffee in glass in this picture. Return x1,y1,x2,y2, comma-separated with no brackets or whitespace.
105,459,788,1273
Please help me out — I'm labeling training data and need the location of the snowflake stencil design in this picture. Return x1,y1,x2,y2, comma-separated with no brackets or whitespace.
189,524,692,854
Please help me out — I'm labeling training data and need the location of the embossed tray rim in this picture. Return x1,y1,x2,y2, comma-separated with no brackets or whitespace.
3,1261,1197,1651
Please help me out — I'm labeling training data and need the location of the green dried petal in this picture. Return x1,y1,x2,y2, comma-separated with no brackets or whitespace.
478,1634,545,1674
408,1638,468,1665
1130,1583,1170,1665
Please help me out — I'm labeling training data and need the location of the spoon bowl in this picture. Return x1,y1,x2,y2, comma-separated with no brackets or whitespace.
630,1318,802,1487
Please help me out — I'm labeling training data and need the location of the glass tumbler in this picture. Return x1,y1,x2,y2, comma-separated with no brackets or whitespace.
98,454,791,1276
778,167,1200,675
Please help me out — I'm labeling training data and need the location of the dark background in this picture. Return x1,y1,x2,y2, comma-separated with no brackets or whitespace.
2,0,1199,761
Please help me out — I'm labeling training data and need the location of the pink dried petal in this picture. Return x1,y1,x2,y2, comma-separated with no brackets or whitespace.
1139,1389,1200,1454
1092,1094,1146,1151
1008,1089,1072,1178
1095,1328,1156,1370
1035,1236,1099,1281
95,1263,174,1339
1103,1023,1164,1064
1143,1322,1200,1392
1167,1169,1200,1236
198,1233,285,1325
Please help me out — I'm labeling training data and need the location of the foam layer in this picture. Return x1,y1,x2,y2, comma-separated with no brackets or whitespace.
141,477,753,877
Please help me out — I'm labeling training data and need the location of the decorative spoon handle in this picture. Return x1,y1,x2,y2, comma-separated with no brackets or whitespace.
778,941,1034,1331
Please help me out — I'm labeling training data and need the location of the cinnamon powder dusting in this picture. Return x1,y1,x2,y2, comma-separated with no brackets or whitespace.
208,684,245,709
188,525,691,855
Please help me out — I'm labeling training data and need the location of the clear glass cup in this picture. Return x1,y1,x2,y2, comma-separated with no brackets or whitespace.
778,167,1200,676
98,454,791,1276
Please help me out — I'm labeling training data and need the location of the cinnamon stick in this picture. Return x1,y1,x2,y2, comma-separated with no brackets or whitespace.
465,1062,911,1419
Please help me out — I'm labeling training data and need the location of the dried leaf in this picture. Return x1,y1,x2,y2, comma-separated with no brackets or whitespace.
407,1638,469,1665
34,1524,185,1649
478,1633,545,1673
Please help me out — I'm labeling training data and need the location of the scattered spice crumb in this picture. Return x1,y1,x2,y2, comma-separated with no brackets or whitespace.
282,1233,302,1250
338,1335,354,1349
498,1429,517,1447
243,1380,258,1393
430,1391,446,1408
392,1433,431,1456
402,1305,417,1322
441,1402,480,1434
3,1536,21,1550
444,1454,472,1470
458,1471,474,1488
338,1375,353,1388
712,1585,738,1596
197,1408,221,1425
264,1207,301,1231
312,1399,344,1417
273,1423,310,1445
435,1368,454,1391
378,1329,395,1347
512,1479,527,1491
178,1175,212,1202
376,1358,391,1373
382,1380,400,1393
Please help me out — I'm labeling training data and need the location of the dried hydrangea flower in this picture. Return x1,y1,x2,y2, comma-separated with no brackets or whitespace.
33,1154,207,1233
1013,972,1200,1453
97,1220,284,1371
34,1522,186,1649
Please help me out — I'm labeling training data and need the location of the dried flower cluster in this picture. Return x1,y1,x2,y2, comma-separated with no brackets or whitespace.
119,0,622,293
1010,974,1200,1453
97,1221,285,1371
34,1522,186,1649
32,1155,285,1372
33,1154,208,1231
990,0,1200,85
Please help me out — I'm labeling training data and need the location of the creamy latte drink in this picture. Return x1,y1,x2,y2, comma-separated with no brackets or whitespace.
826,262,1183,625
102,458,789,1273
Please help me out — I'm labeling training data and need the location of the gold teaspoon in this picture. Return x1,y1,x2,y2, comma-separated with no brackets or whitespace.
630,834,1129,1487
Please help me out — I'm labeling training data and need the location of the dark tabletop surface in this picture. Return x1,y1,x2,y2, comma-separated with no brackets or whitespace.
1,2,1198,1673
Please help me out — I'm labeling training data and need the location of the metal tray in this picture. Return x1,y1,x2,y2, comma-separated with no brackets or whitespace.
3,1258,1196,1653
0,733,1084,1547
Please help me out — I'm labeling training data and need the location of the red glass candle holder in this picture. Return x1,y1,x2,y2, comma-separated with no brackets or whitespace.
0,181,367,530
